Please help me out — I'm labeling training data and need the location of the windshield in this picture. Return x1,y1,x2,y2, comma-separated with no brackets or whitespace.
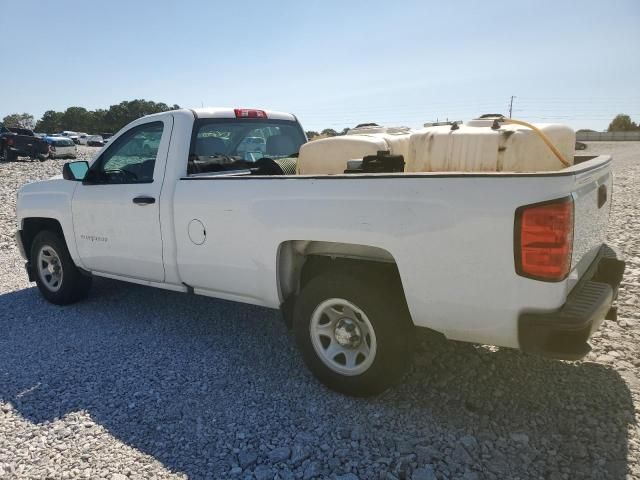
52,138,75,147
189,119,305,173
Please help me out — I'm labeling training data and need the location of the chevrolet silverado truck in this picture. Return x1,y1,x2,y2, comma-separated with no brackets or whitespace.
0,124,50,161
14,108,625,395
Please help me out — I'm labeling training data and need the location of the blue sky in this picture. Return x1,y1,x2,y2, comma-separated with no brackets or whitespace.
1,0,639,131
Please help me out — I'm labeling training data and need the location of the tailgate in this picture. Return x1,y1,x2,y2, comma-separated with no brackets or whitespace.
570,157,612,281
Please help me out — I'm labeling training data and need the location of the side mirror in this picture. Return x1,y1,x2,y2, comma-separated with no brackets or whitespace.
62,161,89,181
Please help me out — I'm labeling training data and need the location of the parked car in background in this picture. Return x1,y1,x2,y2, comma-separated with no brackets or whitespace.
576,141,587,150
238,136,266,155
0,124,50,161
77,133,89,145
86,135,105,147
60,131,81,145
100,133,114,144
43,136,77,159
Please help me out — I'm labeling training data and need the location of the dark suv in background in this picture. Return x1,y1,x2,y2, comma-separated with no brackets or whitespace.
0,124,50,161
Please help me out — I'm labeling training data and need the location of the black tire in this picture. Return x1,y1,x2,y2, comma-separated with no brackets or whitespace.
30,230,92,305
38,154,48,162
2,146,16,161
293,268,413,396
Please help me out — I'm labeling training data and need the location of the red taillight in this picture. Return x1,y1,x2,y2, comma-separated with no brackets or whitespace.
515,196,574,281
234,108,267,119
7,137,14,146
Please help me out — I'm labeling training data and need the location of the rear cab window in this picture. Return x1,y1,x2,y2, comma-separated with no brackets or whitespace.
188,119,306,175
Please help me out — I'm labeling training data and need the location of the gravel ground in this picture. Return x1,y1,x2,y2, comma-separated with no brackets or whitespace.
0,143,639,480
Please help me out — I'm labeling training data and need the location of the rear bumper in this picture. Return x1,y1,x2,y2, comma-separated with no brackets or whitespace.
9,146,30,155
518,244,625,360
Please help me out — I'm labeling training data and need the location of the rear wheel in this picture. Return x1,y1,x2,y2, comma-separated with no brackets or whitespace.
293,268,413,396
2,146,16,161
31,230,92,305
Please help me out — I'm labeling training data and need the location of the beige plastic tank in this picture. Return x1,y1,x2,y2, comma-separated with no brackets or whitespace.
408,119,575,172
298,127,412,175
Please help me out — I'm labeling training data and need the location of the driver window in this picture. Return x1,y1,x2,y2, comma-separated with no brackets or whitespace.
94,121,164,184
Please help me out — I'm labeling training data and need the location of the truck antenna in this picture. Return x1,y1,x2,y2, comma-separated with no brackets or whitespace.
509,95,516,118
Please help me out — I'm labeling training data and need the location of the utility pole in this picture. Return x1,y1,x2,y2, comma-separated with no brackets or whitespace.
508,96,516,118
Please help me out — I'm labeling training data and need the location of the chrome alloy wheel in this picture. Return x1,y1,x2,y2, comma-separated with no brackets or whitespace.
309,298,377,376
37,245,63,292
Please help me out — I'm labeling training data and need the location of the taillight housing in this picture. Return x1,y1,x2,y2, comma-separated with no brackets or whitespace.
514,196,574,282
7,137,14,146
234,108,267,119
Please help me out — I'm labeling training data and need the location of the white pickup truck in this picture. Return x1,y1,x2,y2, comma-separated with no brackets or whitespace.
15,108,625,396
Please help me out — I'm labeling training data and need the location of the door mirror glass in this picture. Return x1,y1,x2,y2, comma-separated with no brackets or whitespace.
62,161,89,181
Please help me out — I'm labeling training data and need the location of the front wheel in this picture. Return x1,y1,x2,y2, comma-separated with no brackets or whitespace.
31,230,92,305
293,268,413,396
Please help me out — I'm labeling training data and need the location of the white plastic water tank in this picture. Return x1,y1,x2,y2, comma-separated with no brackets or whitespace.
407,120,575,172
298,127,413,175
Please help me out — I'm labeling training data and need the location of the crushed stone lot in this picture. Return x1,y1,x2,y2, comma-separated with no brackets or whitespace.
0,143,639,480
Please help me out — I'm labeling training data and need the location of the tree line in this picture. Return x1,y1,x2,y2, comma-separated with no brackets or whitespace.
1,99,179,134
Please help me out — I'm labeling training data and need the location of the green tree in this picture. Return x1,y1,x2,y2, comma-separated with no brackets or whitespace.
82,109,107,133
321,128,338,137
305,130,319,139
607,114,638,132
61,107,92,132
102,99,178,133
34,110,64,133
2,113,35,129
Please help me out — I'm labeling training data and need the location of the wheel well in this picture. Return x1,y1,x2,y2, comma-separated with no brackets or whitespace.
277,240,405,306
21,218,64,260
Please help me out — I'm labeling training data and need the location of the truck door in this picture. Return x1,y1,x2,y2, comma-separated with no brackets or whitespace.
72,116,173,282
